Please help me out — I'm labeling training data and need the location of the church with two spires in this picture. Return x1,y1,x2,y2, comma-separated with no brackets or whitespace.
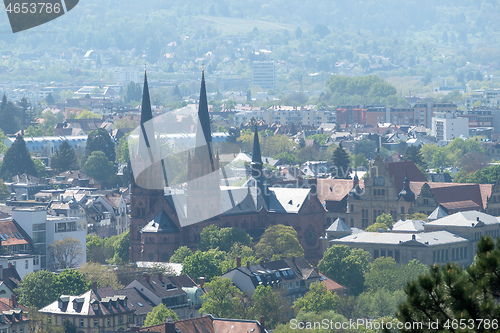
129,72,326,263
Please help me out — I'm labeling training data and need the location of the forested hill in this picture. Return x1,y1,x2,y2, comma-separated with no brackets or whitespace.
0,0,499,52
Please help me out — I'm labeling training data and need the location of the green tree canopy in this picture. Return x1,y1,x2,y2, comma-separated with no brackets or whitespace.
292,282,340,314
365,213,394,231
0,135,37,179
181,249,225,282
143,304,179,327
199,225,252,252
169,246,193,263
51,140,79,172
199,277,243,318
82,151,115,181
318,245,370,295
16,270,58,309
78,262,123,290
53,269,90,297
84,128,116,163
255,224,304,259
250,285,290,329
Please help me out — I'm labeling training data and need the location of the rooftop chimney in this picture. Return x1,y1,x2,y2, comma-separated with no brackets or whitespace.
236,256,241,268
199,277,205,288
165,322,176,333
158,273,163,282
247,261,250,268
260,316,265,331
92,281,97,291
144,273,151,284
10,295,17,308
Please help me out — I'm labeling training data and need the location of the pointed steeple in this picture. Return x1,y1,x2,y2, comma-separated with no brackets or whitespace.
252,125,262,164
141,71,153,126
195,69,214,169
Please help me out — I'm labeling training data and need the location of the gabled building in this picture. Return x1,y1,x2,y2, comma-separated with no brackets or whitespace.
222,257,320,302
132,315,268,333
0,296,29,333
39,287,134,332
124,273,202,320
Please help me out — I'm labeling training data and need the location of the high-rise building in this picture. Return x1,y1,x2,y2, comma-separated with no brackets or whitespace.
252,61,277,91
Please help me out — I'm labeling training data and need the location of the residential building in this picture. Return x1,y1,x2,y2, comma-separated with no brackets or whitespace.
131,315,268,333
39,288,134,332
0,264,22,299
222,257,320,303
252,61,277,91
432,111,469,141
0,296,29,333
11,207,86,270
124,273,203,320
336,105,366,125
413,102,457,128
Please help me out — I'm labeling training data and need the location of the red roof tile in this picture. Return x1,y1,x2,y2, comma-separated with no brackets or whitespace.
387,161,427,192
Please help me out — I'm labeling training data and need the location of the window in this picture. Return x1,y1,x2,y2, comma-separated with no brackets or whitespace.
107,318,111,327
94,320,98,327
25,260,28,269
119,316,123,325
350,204,354,212
381,250,386,257
80,319,84,327
374,250,379,259
395,250,400,263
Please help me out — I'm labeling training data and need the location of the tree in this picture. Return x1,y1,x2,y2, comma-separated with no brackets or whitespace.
250,285,290,329
181,249,225,282
49,237,84,270
318,245,370,295
403,146,428,171
84,128,115,164
107,230,130,265
86,234,110,264
397,236,500,332
0,95,20,135
144,304,179,327
15,270,58,308
255,225,304,259
364,257,427,293
34,159,48,178
331,143,351,179
82,151,115,181
169,246,193,263
365,213,394,231
199,225,252,252
199,277,244,318
76,110,100,119
124,81,142,103
53,269,90,297
0,135,37,179
292,282,340,314
51,141,79,172
78,262,123,290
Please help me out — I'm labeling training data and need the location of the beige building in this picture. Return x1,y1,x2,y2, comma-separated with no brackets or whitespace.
331,230,472,267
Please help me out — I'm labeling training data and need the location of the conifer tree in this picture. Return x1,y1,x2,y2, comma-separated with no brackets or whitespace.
51,140,79,172
397,236,500,332
0,135,37,179
331,142,351,179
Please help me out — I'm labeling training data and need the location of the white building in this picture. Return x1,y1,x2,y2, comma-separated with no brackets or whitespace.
4,135,87,159
11,208,86,270
252,61,277,91
431,112,469,141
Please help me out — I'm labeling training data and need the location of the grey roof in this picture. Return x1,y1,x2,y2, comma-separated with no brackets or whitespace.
426,211,500,227
391,219,425,232
326,218,351,232
141,210,179,233
98,287,154,316
428,205,448,220
332,230,468,246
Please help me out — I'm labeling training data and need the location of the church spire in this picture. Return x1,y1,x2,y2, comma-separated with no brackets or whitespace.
141,70,153,126
195,69,214,169
251,125,263,179
252,125,262,165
